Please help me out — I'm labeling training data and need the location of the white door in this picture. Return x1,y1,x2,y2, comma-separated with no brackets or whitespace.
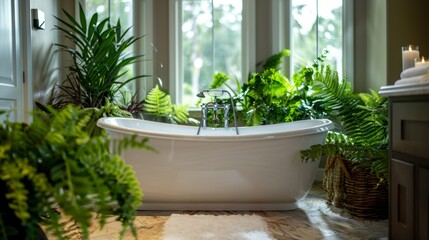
0,0,24,122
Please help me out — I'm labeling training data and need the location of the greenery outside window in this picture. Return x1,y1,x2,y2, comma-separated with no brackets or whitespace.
291,0,343,78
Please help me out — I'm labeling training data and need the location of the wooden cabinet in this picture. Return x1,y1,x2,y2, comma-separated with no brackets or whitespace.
390,158,414,239
379,86,429,240
419,167,429,239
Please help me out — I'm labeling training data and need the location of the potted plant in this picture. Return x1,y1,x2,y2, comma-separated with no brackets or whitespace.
36,4,146,136
0,106,148,239
299,61,389,219
45,5,192,131
51,4,147,110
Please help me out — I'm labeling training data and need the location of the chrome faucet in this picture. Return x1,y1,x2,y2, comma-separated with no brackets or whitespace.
196,89,239,135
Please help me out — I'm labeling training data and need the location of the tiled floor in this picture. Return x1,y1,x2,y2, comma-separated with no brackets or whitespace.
51,182,388,240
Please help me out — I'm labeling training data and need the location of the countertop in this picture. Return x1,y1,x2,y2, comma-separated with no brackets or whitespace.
379,82,429,97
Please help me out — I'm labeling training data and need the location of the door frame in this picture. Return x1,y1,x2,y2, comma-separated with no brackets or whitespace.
21,0,33,122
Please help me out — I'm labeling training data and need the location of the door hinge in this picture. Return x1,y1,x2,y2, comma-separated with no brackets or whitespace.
23,71,25,84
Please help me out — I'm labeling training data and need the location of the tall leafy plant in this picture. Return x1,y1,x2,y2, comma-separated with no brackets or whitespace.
51,5,147,109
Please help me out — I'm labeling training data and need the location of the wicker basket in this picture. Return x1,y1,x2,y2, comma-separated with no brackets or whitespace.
323,155,347,208
343,160,388,219
323,156,388,219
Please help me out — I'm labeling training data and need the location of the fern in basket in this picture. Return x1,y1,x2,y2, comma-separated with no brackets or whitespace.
300,63,388,181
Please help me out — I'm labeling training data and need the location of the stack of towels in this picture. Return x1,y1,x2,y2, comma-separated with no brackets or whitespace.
395,66,429,85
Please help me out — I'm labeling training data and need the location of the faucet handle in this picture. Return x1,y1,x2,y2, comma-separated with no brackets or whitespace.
212,102,219,126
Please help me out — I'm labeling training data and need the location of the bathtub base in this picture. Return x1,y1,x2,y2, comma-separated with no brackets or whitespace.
137,202,299,211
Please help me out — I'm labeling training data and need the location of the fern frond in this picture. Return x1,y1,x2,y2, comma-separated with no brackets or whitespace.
144,85,172,116
171,104,189,124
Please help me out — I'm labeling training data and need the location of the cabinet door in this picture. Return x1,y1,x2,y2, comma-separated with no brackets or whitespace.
391,101,429,159
419,167,429,240
391,158,414,240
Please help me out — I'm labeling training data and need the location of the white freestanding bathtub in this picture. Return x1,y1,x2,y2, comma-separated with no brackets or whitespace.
97,117,333,211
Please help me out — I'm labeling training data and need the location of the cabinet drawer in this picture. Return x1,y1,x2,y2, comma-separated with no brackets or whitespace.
392,101,429,159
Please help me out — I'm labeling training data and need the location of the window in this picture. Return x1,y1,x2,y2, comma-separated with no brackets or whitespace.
84,0,350,105
291,0,343,77
86,0,133,26
176,0,244,106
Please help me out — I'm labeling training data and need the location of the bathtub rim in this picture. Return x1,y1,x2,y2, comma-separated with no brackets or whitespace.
97,117,333,141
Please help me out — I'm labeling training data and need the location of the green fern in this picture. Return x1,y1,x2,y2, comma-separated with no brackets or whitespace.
143,85,189,124
301,131,350,162
144,85,172,117
0,106,146,239
171,105,190,124
300,62,389,180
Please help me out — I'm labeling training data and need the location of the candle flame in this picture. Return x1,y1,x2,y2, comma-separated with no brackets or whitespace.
423,57,426,63
409,45,412,51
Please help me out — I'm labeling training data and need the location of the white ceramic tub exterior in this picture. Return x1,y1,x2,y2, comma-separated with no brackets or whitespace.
97,117,333,210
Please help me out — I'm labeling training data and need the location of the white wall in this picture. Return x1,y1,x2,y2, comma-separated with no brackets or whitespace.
354,0,387,92
29,0,76,106
30,0,60,105
386,0,429,85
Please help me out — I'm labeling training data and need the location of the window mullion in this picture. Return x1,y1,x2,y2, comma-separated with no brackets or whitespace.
211,0,215,79
242,0,256,80
135,0,154,100
273,0,291,78
343,0,354,87
169,0,181,104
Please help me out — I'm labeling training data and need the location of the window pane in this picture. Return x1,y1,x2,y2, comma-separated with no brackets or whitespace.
181,0,242,106
86,0,133,30
292,0,318,72
86,0,109,22
292,0,342,78
318,0,342,77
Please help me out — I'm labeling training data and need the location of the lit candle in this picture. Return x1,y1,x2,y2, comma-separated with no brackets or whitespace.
415,56,429,68
402,45,420,70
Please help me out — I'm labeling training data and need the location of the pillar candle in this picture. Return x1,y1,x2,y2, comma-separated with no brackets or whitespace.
402,45,420,70
415,56,429,68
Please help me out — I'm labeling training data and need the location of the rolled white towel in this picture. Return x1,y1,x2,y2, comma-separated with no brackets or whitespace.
395,73,429,85
400,66,429,79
